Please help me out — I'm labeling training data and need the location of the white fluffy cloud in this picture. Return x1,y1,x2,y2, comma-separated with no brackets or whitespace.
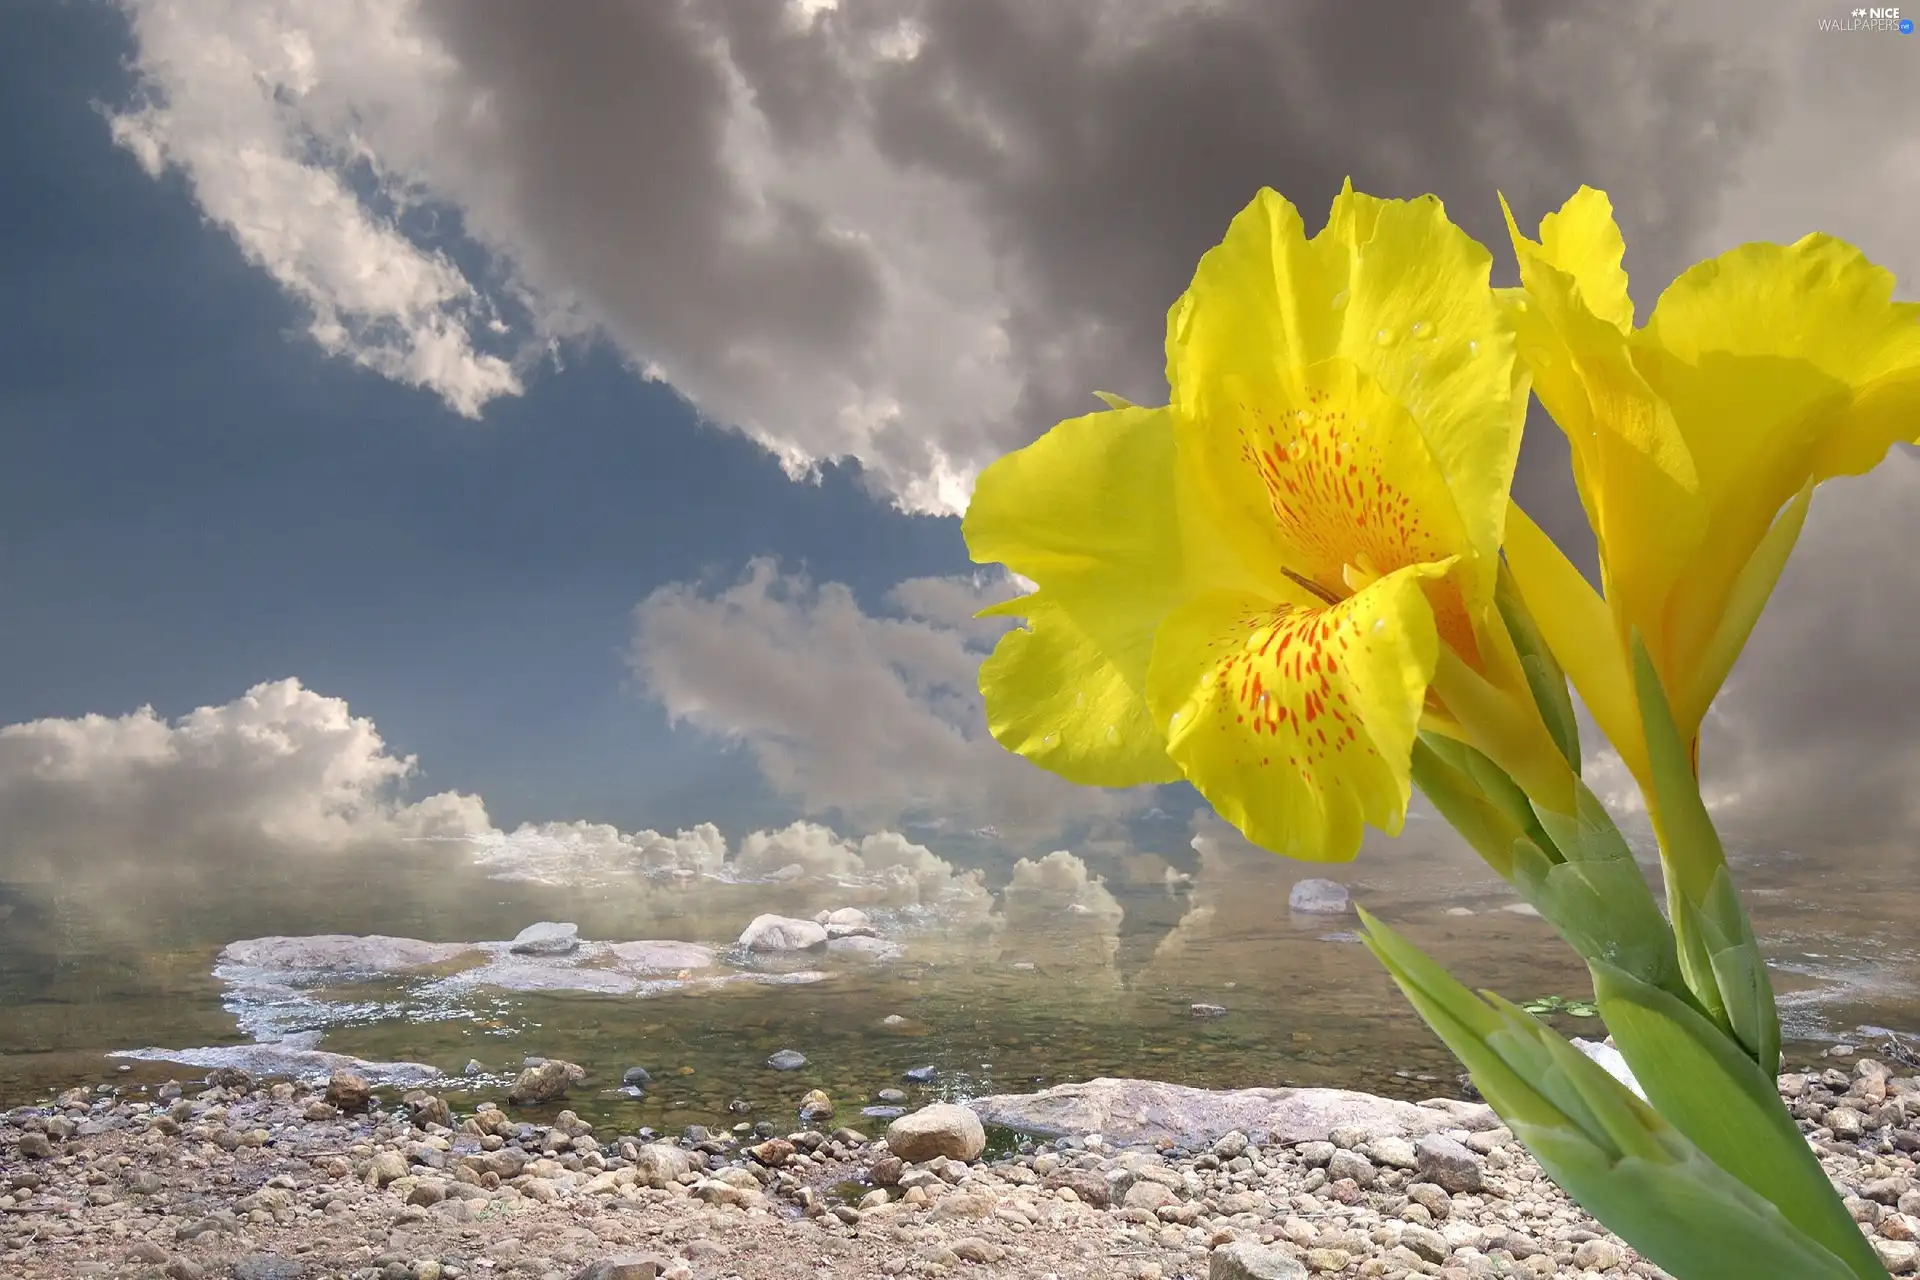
628,559,1150,838
0,678,486,857
0,681,994,911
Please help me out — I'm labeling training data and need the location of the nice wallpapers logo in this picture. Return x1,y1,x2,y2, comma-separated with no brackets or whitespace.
1818,5,1915,30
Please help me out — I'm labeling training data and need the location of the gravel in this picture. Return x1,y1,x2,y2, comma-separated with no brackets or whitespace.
1,1057,1916,1279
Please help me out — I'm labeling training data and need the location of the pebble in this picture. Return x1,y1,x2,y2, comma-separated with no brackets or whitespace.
0,1059,1914,1280
765,1049,807,1072
1209,1239,1308,1278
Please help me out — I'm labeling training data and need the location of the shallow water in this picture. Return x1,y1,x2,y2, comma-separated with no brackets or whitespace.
0,820,1914,1132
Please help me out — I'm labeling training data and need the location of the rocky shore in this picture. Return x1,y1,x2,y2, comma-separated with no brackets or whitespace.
3,1057,1917,1280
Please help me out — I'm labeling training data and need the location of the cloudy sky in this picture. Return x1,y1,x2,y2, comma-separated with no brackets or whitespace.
3,0,1917,897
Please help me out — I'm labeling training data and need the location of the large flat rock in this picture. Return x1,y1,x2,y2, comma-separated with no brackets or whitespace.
966,1077,1497,1149
218,935,476,974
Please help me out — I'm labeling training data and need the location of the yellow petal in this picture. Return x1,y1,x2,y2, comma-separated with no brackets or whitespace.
1503,501,1645,787
963,404,1187,695
1512,187,1634,334
1168,185,1525,616
1146,566,1442,861
1676,483,1812,738
1503,193,1704,672
978,592,1183,787
1632,235,1920,694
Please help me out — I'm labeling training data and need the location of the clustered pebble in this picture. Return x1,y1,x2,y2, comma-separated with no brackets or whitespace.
2,1052,1918,1280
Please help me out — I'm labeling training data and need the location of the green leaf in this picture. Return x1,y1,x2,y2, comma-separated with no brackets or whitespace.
1631,634,1778,1072
1520,995,1600,1019
1523,781,1685,996
1593,960,1888,1280
1358,911,1864,1280
1409,738,1532,880
1497,558,1581,771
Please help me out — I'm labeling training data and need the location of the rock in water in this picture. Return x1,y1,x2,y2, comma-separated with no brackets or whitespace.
403,1090,452,1129
766,1049,808,1071
606,940,716,972
508,921,581,956
508,1058,582,1105
799,1089,834,1121
1287,878,1352,916
325,1069,372,1112
885,1103,986,1162
737,914,829,952
1209,1240,1308,1279
622,1066,652,1087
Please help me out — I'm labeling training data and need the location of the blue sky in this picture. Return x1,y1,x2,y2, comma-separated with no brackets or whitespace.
0,2,968,835
2,0,1917,875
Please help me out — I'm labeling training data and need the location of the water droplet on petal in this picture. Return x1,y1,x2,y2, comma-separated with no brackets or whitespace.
1371,618,1387,635
1042,731,1060,748
1293,409,1312,425
1105,724,1119,745
1199,671,1216,690
1330,289,1350,311
1373,328,1394,347
1512,298,1529,313
1468,340,1480,355
1074,690,1088,709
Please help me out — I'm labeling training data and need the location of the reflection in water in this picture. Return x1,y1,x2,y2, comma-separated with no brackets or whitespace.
0,811,1914,1130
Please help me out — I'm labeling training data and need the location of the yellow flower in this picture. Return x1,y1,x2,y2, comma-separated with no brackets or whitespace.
1500,188,1920,787
965,184,1540,860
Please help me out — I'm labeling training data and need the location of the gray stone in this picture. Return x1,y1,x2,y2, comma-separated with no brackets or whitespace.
217,934,475,973
1124,1180,1178,1211
966,1078,1495,1149
1326,1150,1375,1187
630,1143,692,1188
1368,1134,1417,1169
1415,1132,1485,1193
1573,1239,1625,1271
1829,1106,1869,1141
508,922,581,956
607,940,715,972
1295,1141,1335,1167
325,1069,372,1111
886,1103,987,1162
1209,1240,1307,1279
826,935,903,960
1287,879,1352,916
766,1049,807,1071
1399,1225,1450,1264
232,1257,305,1280
508,1058,583,1106
737,914,828,952
572,1255,662,1280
